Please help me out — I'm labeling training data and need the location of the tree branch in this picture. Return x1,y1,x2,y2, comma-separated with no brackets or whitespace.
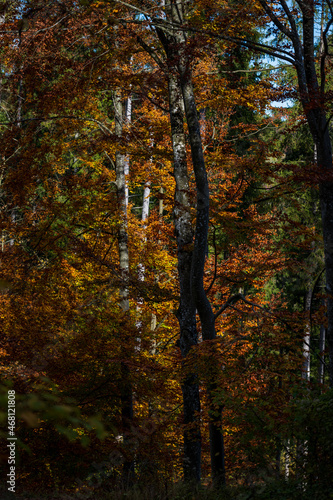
137,35,165,69
205,224,218,295
214,293,244,320
257,0,295,39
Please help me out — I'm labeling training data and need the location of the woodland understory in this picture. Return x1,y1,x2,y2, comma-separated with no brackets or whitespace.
1,1,333,499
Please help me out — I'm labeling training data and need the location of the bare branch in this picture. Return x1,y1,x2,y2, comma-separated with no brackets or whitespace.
0,115,114,136
325,0,333,17
113,0,152,17
280,0,299,32
214,293,244,320
137,35,165,69
257,0,295,40
205,224,218,295
205,32,296,65
217,65,290,74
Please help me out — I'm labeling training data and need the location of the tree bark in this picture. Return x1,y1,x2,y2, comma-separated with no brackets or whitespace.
114,90,134,483
303,287,311,381
156,0,225,484
318,323,326,384
178,63,225,487
168,68,201,483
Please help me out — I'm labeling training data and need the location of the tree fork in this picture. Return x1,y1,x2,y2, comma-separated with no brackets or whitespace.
178,59,226,487
156,0,226,485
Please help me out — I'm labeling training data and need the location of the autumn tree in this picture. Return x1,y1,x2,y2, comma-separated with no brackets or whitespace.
203,0,333,387
121,0,284,486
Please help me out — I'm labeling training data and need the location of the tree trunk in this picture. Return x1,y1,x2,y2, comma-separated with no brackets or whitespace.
177,37,225,490
303,287,311,381
168,68,201,483
318,323,326,384
284,439,290,480
319,180,333,388
114,90,134,483
156,0,226,485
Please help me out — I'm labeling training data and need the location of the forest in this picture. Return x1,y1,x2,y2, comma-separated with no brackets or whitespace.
1,0,333,499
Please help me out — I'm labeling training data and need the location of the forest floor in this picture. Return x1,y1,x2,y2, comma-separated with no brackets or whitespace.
1,479,332,500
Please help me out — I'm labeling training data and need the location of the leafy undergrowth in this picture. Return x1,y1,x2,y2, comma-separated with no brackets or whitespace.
3,480,332,500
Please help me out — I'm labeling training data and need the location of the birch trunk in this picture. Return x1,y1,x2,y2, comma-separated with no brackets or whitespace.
303,288,311,381
285,440,290,480
151,188,163,334
114,90,134,483
318,323,326,384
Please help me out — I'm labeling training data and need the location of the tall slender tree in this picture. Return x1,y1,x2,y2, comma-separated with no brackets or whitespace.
209,0,333,387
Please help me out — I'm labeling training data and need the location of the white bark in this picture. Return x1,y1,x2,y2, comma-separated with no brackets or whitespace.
318,323,326,384
285,439,290,480
303,288,311,381
142,182,151,223
114,90,129,311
